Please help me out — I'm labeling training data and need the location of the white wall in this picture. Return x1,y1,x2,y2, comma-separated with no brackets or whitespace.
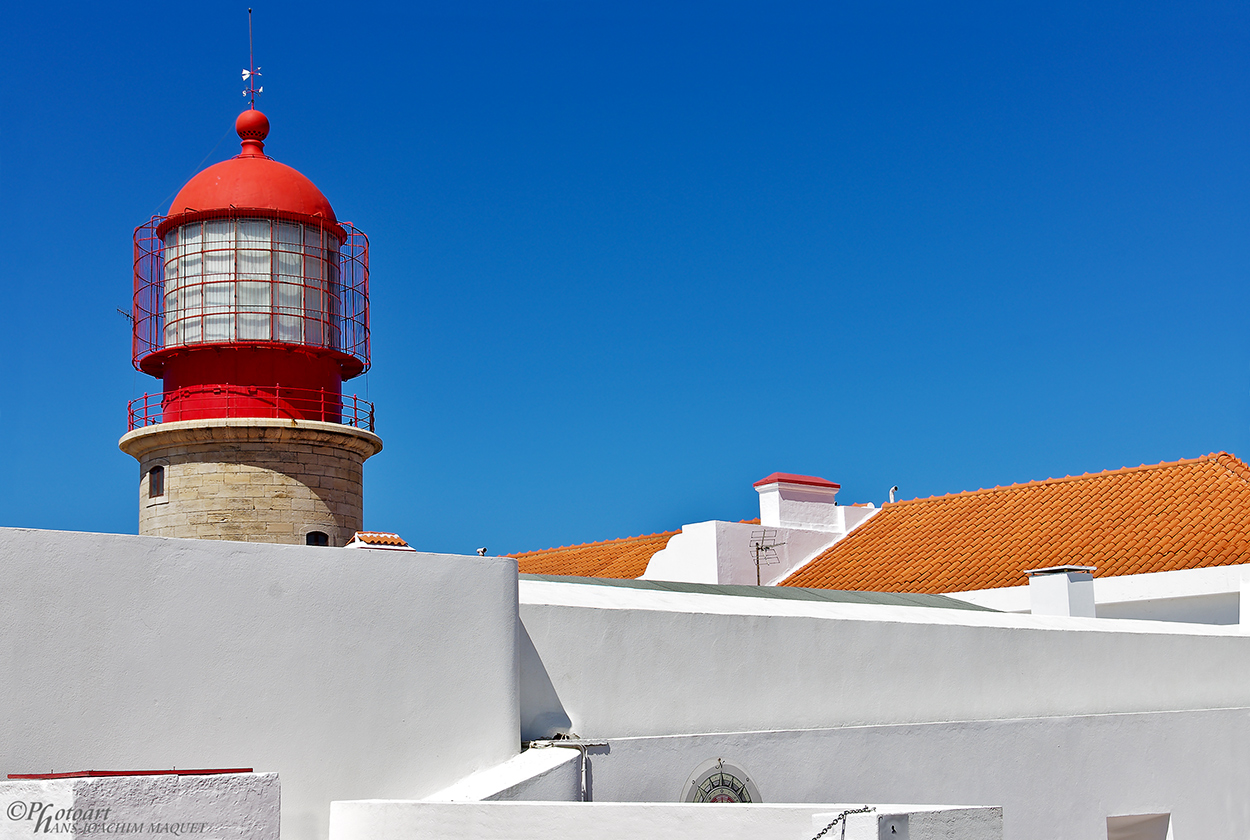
0,528,521,840
556,707,1250,840
642,520,842,586
0,772,279,840
518,579,1250,738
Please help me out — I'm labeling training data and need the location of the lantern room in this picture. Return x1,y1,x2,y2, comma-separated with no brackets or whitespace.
130,109,371,427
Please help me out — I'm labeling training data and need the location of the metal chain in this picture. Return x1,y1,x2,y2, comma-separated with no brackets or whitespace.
810,806,875,840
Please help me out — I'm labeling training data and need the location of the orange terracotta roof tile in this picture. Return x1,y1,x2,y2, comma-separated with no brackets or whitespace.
781,453,1250,594
351,531,409,547
510,519,761,579
507,530,679,579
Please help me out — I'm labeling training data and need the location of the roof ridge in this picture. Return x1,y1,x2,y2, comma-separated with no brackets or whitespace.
1211,451,1250,485
886,453,1225,507
508,529,678,557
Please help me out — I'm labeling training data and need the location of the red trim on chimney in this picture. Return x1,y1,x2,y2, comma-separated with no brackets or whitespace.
753,472,840,489
8,769,253,780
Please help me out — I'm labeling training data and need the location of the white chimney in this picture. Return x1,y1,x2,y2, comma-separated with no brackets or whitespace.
1025,566,1096,617
754,472,841,532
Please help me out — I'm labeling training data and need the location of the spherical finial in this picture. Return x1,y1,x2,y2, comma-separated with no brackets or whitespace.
236,109,270,141
235,109,270,157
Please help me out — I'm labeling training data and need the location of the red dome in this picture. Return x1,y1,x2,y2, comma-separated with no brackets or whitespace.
165,110,336,223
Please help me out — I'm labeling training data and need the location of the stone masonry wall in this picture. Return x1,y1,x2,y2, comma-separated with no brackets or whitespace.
120,419,383,547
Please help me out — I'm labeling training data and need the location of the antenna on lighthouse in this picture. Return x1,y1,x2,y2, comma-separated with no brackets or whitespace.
242,8,263,107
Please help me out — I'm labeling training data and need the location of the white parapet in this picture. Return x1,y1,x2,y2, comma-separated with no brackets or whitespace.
1241,567,1250,630
0,772,278,840
329,801,1003,840
423,748,580,802
827,805,1004,840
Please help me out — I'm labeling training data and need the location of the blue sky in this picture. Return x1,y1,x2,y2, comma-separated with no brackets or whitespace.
2,1,1247,555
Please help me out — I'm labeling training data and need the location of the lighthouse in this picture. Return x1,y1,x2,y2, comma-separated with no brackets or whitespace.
120,108,382,546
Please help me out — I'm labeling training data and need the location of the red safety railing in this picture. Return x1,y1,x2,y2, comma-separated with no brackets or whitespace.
132,212,370,376
128,386,375,431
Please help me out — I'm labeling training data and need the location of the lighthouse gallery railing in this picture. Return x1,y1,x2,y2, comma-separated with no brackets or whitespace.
127,387,375,432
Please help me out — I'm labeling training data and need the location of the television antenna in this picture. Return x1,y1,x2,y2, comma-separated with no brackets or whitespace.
242,8,263,107
749,529,785,586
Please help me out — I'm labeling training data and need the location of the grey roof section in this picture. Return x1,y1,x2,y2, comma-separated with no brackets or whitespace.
519,574,998,612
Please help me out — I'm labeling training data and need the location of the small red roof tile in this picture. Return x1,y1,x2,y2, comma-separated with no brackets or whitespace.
753,472,841,489
352,531,409,547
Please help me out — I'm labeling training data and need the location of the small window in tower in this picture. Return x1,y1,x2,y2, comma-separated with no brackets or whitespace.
148,466,165,499
306,531,330,547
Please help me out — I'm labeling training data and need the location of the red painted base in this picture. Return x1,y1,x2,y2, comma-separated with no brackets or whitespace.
156,345,346,423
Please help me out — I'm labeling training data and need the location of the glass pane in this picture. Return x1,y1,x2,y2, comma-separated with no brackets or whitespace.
179,253,201,284
278,250,302,277
327,262,340,323
203,220,232,279
237,218,270,246
164,289,180,343
204,280,231,311
277,222,302,248
304,277,325,345
277,314,302,343
237,280,270,308
238,311,269,340
182,284,202,312
278,280,302,312
204,219,232,244
203,314,231,343
304,227,323,267
237,249,269,278
305,253,323,281
305,317,324,346
204,250,231,279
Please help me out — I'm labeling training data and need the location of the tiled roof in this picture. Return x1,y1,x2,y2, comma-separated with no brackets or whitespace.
781,453,1250,593
508,530,679,579
352,531,410,547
